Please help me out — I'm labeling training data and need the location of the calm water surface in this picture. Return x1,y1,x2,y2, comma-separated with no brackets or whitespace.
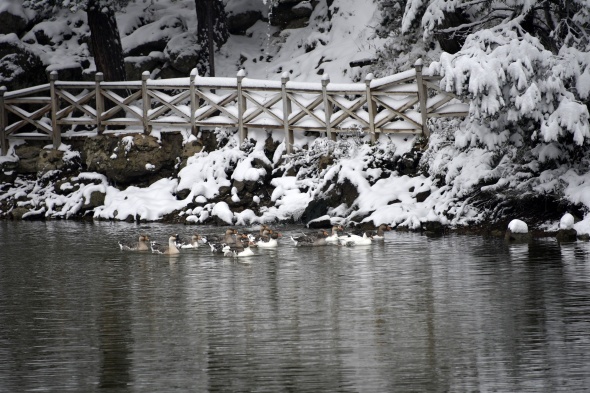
1,221,590,392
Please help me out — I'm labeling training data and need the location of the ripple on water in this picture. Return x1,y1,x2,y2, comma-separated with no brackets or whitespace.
1,221,590,391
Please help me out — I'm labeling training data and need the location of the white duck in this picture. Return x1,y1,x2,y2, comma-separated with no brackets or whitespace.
151,234,181,255
257,229,282,249
325,225,344,244
223,242,255,258
118,234,150,251
338,232,372,246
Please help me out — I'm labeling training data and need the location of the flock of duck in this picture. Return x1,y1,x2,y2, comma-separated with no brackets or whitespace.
118,224,393,258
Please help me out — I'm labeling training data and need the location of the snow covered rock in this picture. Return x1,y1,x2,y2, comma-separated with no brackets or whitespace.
122,15,187,57
556,213,577,242
0,34,45,91
83,134,182,185
124,54,164,80
508,219,528,233
0,0,31,36
37,148,77,175
421,209,444,236
559,213,575,230
26,20,74,47
164,32,202,75
227,10,263,35
505,219,532,242
14,143,43,174
46,63,84,82
307,215,332,229
10,206,44,221
271,0,315,28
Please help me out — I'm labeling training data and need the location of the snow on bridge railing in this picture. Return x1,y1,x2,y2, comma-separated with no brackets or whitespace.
0,60,468,156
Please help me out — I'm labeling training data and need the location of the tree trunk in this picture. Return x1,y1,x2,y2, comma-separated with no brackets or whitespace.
86,1,127,117
195,0,229,76
86,1,126,82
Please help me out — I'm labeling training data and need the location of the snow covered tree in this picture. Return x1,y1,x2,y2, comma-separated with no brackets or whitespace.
194,0,228,76
398,0,590,163
23,0,127,82
373,0,437,76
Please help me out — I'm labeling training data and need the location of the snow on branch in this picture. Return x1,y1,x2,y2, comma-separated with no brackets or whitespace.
431,23,590,147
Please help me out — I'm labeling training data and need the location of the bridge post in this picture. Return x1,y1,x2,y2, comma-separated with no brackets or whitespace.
281,73,293,154
321,74,335,141
365,73,377,143
49,71,61,149
141,71,151,135
190,69,199,136
95,72,104,134
414,59,429,138
0,86,6,155
237,69,247,144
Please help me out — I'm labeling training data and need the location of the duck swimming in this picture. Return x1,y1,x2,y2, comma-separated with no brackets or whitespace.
220,233,256,257
180,233,204,248
365,224,392,240
291,229,329,246
256,229,283,249
338,232,372,246
207,229,240,253
118,234,150,251
223,244,255,258
150,234,181,255
325,225,344,244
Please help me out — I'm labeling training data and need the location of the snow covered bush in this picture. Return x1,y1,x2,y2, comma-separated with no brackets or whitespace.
382,0,590,223
432,23,590,153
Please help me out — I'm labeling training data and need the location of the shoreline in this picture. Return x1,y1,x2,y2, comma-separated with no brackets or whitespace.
1,130,588,241
3,211,588,243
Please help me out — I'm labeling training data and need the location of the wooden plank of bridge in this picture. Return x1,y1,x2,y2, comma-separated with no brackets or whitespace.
281,73,293,154
142,71,151,135
49,71,61,149
95,72,104,134
414,59,429,138
237,69,247,143
365,73,376,143
321,75,335,141
0,86,6,155
190,69,198,136
0,65,470,156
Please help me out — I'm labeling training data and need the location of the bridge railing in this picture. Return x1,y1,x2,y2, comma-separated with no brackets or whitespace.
0,60,468,155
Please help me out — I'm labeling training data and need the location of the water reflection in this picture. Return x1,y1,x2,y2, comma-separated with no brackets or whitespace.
98,257,132,389
0,221,590,392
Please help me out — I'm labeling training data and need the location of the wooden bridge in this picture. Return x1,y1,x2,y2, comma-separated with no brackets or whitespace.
0,60,468,156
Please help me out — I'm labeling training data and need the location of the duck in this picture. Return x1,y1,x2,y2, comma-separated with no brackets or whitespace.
223,244,255,258
209,242,228,254
205,228,239,252
203,228,238,244
221,234,256,257
325,225,344,244
258,224,271,236
180,233,204,249
118,234,150,251
365,224,392,240
291,229,329,246
257,229,283,249
150,234,181,255
338,232,372,246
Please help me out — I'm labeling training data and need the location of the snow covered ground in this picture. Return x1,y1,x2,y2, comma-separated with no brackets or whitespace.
1,0,590,236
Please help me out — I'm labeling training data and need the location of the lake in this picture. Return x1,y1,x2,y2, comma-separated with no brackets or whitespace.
1,220,590,392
